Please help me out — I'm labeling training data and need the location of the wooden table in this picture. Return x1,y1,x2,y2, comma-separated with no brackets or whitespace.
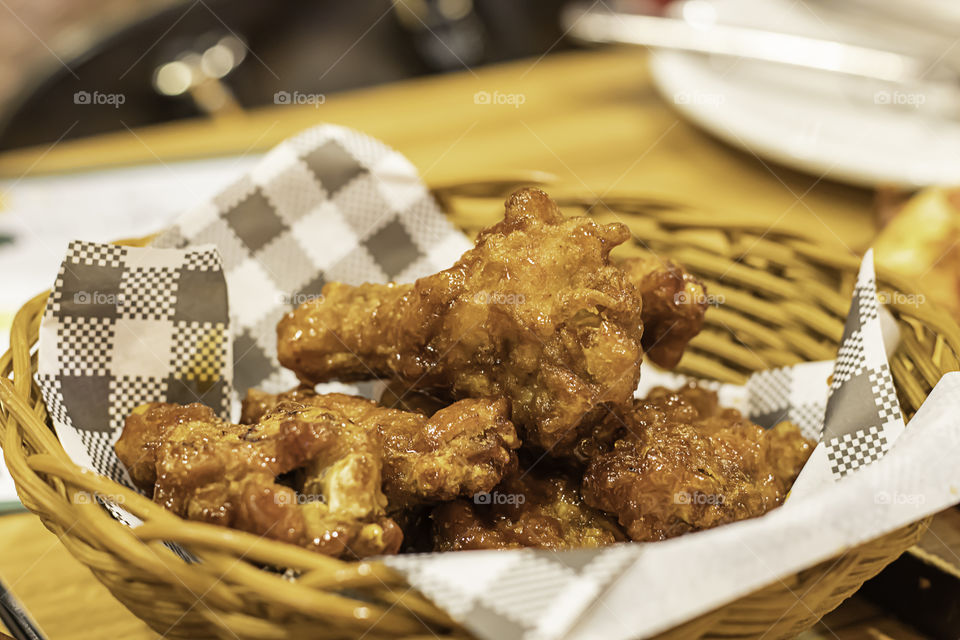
0,48,905,639
0,512,155,639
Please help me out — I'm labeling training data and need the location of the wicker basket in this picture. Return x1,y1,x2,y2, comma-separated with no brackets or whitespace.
2,179,957,640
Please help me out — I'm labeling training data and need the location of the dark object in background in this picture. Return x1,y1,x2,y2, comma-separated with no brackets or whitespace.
859,510,960,639
860,551,960,639
0,0,568,150
0,575,46,640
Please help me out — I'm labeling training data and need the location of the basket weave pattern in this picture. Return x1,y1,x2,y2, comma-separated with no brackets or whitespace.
1,181,955,639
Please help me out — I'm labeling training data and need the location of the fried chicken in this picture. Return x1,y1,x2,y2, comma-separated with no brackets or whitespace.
581,384,812,542
432,467,625,551
116,401,401,558
239,386,322,424
241,388,520,509
278,188,645,456
620,254,707,370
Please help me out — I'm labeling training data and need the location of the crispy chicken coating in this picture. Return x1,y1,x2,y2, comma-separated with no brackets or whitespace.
278,188,645,456
431,467,625,551
581,384,813,542
239,386,323,424
115,401,401,558
620,254,707,370
241,388,520,509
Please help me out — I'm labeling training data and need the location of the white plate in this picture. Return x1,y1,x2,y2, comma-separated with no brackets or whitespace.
648,0,960,187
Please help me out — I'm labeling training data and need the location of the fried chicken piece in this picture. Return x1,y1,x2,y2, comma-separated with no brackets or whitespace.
241,388,520,509
431,467,625,551
620,254,708,369
278,188,645,456
581,384,813,542
116,401,401,558
240,386,320,424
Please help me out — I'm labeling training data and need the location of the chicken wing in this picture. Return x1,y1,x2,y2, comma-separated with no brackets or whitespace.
581,384,813,542
431,467,625,551
116,401,401,558
620,253,707,369
278,188,645,456
240,388,520,509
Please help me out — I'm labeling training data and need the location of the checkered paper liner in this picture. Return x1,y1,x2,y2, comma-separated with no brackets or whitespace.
152,124,470,396
788,250,908,499
32,125,958,640
36,241,232,487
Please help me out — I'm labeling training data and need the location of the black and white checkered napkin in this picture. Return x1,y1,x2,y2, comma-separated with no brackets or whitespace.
36,241,231,485
152,124,469,396
384,545,644,640
821,250,905,477
744,360,834,440
788,250,906,497
32,124,912,640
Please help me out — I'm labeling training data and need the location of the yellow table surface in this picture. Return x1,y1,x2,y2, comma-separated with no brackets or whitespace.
0,512,156,639
0,48,895,639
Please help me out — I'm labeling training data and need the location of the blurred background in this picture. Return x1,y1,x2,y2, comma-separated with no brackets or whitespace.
0,0,956,314
0,1,958,638
0,0,575,148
